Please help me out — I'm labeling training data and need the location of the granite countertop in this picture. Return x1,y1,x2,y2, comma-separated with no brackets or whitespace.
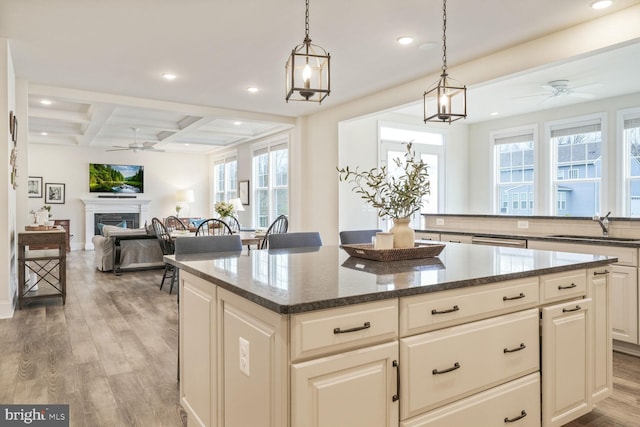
419,229,640,248
165,244,615,314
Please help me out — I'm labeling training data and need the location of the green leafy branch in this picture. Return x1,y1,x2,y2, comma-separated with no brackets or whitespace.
337,142,430,219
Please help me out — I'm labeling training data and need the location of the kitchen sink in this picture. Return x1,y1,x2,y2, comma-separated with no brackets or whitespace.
549,234,640,243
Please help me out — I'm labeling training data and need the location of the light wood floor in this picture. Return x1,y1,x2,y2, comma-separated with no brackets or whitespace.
2,251,640,426
0,251,186,426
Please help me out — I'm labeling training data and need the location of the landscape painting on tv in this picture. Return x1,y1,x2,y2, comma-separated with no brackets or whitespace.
89,163,144,193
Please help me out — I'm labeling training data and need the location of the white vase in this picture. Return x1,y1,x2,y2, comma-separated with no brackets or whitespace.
390,217,415,249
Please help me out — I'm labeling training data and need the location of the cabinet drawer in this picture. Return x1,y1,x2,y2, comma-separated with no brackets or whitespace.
401,373,540,427
291,299,398,361
540,269,586,304
400,308,539,419
400,278,539,336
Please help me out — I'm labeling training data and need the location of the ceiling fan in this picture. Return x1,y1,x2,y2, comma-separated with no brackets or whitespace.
516,79,603,102
107,128,165,152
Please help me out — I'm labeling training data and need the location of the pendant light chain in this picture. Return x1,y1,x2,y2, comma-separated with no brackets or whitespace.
441,0,447,75
305,0,310,41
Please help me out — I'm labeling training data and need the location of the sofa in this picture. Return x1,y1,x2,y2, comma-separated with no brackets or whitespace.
92,225,164,273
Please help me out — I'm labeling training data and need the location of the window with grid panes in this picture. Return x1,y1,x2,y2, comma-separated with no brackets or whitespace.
253,141,288,228
213,154,238,204
493,128,535,215
624,113,640,216
551,117,603,216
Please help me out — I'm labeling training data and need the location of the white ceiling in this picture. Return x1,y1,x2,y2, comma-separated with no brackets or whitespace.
2,0,639,153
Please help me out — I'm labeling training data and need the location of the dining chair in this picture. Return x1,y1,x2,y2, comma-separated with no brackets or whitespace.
267,232,322,250
225,216,241,234
151,217,177,294
339,229,382,245
174,235,243,254
165,215,188,232
259,214,289,249
196,218,233,236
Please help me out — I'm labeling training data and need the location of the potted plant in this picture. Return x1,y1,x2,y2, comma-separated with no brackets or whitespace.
337,142,430,248
214,201,235,226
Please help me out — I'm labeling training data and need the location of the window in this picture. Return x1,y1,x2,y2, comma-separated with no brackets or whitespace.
551,116,603,216
380,126,445,228
623,111,640,216
253,140,288,228
213,153,238,204
493,127,535,215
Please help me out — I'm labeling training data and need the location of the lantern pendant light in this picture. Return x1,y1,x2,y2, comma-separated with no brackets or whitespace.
424,0,466,124
285,0,331,103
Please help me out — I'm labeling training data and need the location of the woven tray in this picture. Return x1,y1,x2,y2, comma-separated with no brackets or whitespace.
340,243,445,262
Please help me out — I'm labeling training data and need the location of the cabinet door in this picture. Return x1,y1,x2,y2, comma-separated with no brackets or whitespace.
291,341,399,427
180,272,217,427
587,267,612,403
610,264,638,344
541,298,592,427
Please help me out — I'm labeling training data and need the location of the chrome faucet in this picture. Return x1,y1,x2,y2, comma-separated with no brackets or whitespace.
593,211,611,237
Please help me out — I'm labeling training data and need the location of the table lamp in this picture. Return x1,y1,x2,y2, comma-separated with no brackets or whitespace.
229,198,245,213
176,189,195,217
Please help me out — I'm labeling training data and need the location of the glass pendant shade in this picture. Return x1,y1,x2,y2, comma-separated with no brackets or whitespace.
423,73,466,123
285,37,330,103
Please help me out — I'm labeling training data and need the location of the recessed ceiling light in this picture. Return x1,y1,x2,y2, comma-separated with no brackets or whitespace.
590,0,612,10
162,72,177,80
41,132,48,136
247,87,259,93
234,121,242,126
40,99,52,105
397,36,414,45
418,42,438,51
490,112,500,116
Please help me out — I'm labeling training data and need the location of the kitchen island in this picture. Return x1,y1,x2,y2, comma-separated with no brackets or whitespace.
166,243,616,427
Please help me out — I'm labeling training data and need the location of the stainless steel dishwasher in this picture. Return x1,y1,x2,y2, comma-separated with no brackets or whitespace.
471,235,528,248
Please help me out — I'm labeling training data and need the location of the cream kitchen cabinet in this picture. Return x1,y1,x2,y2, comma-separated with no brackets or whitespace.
291,341,399,427
415,232,440,241
528,239,638,345
541,298,592,427
438,233,473,244
179,272,217,427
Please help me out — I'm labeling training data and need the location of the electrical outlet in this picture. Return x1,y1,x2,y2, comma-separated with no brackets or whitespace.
436,218,445,226
517,220,529,229
239,337,250,377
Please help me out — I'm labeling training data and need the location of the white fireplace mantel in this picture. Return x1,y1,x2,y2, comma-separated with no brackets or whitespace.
81,198,152,250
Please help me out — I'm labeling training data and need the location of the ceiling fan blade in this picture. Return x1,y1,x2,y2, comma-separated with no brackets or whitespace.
569,82,603,91
568,92,595,99
106,147,131,152
513,93,548,99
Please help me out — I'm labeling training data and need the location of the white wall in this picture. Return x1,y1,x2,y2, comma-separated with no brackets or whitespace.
27,144,209,250
467,91,640,214
1,38,16,318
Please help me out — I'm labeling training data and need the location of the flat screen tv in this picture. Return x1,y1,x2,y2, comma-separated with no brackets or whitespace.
89,163,144,193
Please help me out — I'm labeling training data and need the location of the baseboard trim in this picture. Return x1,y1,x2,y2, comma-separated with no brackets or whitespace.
613,340,640,357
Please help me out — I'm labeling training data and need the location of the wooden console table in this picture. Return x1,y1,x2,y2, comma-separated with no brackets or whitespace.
17,230,67,309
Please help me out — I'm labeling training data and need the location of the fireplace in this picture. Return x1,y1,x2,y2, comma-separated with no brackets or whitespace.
81,198,152,250
94,213,140,235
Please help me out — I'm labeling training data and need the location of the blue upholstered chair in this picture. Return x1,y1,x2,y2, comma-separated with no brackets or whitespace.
339,229,382,245
267,232,322,250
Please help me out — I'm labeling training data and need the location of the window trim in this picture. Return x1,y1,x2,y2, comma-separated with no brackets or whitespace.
251,135,290,228
618,107,640,216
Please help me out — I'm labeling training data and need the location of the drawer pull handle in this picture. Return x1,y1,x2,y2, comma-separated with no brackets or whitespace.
503,343,526,353
333,321,371,334
557,283,577,290
593,270,610,276
392,360,399,402
562,305,582,313
449,240,461,243
432,362,460,375
504,410,527,423
503,293,525,301
431,305,459,315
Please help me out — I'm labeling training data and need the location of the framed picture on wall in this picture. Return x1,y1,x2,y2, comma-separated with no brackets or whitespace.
239,180,250,205
45,183,65,204
28,176,43,198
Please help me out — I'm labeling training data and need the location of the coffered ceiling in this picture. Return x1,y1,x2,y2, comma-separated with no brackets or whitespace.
2,0,639,153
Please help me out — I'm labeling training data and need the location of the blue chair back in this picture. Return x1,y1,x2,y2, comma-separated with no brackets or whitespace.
339,229,382,245
267,232,322,250
175,235,242,254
